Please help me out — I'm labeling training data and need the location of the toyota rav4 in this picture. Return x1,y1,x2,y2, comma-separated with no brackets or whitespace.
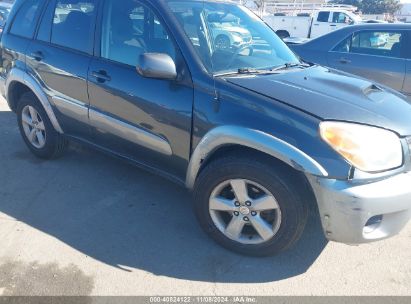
1,0,411,256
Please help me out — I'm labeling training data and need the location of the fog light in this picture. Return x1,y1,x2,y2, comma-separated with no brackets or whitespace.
364,215,383,234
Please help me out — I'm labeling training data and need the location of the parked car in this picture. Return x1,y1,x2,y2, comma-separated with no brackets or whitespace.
289,24,411,100
0,2,12,34
208,13,253,49
264,9,362,39
1,0,411,257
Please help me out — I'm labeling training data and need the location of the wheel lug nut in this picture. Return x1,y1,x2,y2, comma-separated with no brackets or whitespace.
245,201,252,206
251,211,257,216
234,211,239,216
234,201,240,207
243,216,249,222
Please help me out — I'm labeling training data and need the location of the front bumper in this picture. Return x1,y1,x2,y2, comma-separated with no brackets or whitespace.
307,172,411,244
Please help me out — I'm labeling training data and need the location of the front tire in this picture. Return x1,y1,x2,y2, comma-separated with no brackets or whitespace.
215,35,231,50
193,154,309,256
17,92,68,159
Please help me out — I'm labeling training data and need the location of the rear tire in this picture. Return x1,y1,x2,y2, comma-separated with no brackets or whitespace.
17,92,68,159
193,154,309,256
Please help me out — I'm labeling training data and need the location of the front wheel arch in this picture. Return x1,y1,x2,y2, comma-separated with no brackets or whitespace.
185,126,328,189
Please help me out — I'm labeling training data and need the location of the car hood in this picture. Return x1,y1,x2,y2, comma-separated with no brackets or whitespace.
226,66,411,136
283,37,311,45
226,26,250,36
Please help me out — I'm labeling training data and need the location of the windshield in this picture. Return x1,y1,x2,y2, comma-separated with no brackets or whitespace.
168,1,300,75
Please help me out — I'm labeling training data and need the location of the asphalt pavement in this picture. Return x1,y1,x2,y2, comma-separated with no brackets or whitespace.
0,97,410,296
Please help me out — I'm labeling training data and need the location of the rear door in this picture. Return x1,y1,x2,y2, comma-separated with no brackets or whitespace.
26,0,97,137
87,0,193,180
1,0,46,93
310,11,330,38
328,30,406,92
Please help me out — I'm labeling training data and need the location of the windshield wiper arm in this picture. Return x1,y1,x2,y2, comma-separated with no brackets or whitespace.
271,62,310,71
215,68,278,77
214,63,311,77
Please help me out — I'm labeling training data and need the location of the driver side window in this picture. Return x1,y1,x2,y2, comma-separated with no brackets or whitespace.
332,12,351,24
101,0,176,67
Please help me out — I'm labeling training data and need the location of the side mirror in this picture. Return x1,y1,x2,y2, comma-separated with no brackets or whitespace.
137,53,177,80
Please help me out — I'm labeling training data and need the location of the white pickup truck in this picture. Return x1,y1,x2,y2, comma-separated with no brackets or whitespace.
263,9,362,39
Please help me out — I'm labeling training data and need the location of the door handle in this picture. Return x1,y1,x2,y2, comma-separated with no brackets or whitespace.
330,24,337,27
313,24,319,26
31,51,44,61
339,57,351,64
91,70,111,82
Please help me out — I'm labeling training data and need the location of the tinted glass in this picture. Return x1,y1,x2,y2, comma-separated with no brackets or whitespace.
51,0,96,53
351,31,403,58
101,0,176,67
317,11,329,22
404,32,411,59
9,0,45,38
333,35,351,53
37,0,55,42
169,1,299,74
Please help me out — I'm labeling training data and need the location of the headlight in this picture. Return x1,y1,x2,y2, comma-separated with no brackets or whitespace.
320,121,403,172
231,32,243,42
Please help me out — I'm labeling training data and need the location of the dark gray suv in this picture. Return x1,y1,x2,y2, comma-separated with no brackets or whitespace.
1,0,411,256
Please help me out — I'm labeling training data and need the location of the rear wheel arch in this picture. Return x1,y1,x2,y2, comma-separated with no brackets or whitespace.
6,81,31,112
5,69,63,134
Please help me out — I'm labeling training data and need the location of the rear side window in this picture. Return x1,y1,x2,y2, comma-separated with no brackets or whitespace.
9,0,45,39
351,31,403,58
333,35,351,53
317,12,329,23
51,0,96,53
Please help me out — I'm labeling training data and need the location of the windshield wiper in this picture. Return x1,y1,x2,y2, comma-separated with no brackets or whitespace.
215,63,311,77
270,62,310,71
215,67,279,77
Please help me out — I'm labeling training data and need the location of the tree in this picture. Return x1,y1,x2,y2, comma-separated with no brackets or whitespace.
331,0,362,8
361,0,402,14
330,0,402,15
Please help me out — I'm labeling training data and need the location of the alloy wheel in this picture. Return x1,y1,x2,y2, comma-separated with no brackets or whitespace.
21,105,47,149
209,179,282,245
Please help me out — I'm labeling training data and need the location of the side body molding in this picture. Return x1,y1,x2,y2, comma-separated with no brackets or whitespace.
5,68,64,133
186,126,328,189
89,109,173,156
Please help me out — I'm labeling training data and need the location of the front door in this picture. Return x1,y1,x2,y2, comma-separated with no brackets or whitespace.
310,11,331,38
87,0,193,180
